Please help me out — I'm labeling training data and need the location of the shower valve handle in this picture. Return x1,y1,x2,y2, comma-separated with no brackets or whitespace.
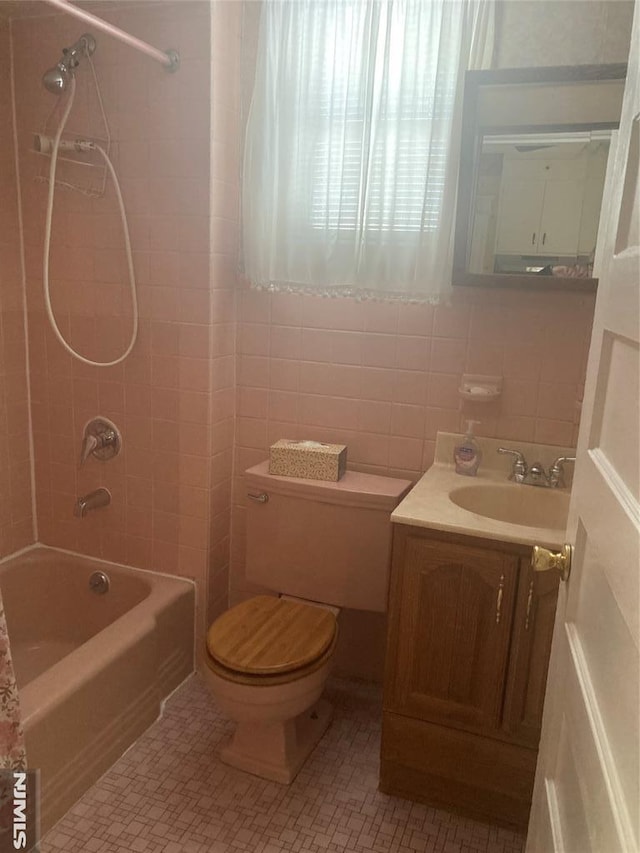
79,417,122,467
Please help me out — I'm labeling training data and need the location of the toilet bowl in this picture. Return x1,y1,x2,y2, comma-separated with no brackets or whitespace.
203,595,339,783
204,461,411,784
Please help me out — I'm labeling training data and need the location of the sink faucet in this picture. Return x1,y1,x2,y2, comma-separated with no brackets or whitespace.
549,456,576,488
497,447,527,483
497,447,575,488
74,487,111,518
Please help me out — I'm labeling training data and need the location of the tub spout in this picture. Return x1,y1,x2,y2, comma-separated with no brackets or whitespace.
74,488,111,518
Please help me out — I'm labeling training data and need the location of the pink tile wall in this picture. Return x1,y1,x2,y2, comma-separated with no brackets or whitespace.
11,1,237,651
0,19,34,558
230,285,594,608
207,0,242,625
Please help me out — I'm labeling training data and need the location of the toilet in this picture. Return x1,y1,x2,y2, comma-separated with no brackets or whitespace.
202,460,411,784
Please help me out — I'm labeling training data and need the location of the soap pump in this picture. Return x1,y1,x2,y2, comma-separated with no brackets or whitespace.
454,420,482,476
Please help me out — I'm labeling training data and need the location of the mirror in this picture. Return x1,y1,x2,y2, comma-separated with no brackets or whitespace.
452,65,626,291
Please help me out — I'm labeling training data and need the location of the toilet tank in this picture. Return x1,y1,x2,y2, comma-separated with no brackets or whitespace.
244,462,412,612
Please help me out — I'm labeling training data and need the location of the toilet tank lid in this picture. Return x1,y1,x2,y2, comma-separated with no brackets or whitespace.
245,461,412,511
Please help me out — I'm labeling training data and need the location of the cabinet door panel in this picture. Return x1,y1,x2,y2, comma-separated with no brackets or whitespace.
387,532,518,733
538,179,584,254
495,179,545,254
502,560,560,747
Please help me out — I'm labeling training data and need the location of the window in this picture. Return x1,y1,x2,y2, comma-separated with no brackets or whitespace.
242,0,494,300
308,3,455,235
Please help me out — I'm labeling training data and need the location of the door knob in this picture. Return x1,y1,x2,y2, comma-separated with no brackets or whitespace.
531,544,572,582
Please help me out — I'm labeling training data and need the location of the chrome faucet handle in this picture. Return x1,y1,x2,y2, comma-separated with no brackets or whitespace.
497,447,528,483
79,433,100,466
549,456,576,488
79,417,121,467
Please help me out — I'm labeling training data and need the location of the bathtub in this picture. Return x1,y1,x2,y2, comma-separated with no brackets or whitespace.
0,546,195,835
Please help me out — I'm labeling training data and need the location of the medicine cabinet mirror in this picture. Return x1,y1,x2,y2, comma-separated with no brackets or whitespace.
452,64,626,292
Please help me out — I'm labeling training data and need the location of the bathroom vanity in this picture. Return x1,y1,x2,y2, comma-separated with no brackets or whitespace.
380,434,574,829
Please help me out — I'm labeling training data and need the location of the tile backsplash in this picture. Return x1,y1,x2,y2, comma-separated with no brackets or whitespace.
234,287,592,471
229,283,594,606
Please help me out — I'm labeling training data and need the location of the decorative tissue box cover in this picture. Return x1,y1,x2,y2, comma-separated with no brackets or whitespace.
269,439,347,481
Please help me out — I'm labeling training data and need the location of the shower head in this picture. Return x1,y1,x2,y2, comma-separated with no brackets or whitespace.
43,64,70,94
42,33,96,94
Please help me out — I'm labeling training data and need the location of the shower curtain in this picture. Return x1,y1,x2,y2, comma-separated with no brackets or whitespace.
0,588,26,843
0,590,25,771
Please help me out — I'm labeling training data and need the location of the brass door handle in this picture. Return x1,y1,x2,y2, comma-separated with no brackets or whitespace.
531,544,572,582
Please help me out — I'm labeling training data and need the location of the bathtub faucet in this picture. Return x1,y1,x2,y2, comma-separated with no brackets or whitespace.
74,488,111,518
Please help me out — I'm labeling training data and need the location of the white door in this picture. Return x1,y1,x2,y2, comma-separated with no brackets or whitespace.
526,7,640,853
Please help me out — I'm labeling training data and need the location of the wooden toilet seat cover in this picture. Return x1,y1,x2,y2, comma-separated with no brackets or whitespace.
206,595,337,675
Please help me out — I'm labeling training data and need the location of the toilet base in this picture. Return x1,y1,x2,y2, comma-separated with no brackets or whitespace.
220,698,333,784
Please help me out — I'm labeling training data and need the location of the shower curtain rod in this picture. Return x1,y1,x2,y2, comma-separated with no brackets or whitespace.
42,0,180,72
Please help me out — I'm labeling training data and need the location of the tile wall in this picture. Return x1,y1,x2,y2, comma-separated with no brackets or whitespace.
208,0,241,626
0,18,34,559
10,0,240,651
230,286,594,595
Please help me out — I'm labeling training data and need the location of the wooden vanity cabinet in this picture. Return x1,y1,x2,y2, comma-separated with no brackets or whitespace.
502,561,560,748
380,524,559,829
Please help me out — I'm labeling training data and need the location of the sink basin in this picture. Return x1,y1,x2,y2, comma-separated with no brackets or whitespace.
449,483,570,530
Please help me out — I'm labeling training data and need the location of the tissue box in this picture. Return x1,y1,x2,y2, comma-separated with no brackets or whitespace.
269,439,347,481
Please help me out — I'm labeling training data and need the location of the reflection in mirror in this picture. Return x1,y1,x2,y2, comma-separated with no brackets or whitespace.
469,131,610,277
453,65,626,292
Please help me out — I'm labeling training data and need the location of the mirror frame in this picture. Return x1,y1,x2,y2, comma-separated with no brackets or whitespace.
452,64,627,292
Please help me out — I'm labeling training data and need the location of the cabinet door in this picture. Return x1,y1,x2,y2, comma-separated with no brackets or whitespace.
385,530,518,733
495,179,545,254
502,559,560,747
538,179,585,255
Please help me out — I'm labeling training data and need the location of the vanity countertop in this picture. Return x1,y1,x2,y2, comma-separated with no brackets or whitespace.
391,433,574,550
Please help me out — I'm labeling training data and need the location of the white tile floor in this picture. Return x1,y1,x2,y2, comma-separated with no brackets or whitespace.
42,675,526,853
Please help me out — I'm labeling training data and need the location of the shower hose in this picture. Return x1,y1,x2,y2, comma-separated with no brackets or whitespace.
43,76,138,367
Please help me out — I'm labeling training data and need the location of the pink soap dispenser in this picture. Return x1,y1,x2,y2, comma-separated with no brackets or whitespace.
454,420,482,476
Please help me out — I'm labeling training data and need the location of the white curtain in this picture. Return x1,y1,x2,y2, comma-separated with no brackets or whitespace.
242,0,495,302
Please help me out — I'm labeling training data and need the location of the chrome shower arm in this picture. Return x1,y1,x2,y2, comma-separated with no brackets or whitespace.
61,33,97,69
